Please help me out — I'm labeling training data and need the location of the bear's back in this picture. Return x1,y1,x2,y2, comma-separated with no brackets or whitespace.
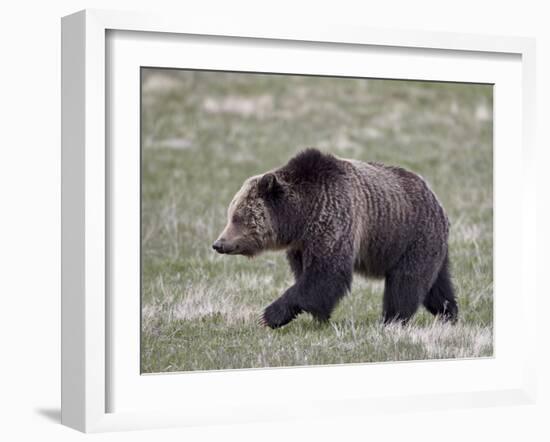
341,158,449,277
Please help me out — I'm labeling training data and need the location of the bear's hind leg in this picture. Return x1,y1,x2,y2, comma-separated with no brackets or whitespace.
382,251,436,325
382,271,423,324
423,254,458,323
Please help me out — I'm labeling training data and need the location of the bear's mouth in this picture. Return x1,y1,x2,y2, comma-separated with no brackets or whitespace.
219,246,257,258
228,247,256,257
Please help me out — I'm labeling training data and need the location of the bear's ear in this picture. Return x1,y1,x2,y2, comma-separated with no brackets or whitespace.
258,173,282,200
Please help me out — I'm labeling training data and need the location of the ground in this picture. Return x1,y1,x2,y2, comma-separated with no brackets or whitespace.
140,69,493,373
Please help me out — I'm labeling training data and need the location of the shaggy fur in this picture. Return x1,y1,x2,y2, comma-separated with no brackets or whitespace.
213,148,458,328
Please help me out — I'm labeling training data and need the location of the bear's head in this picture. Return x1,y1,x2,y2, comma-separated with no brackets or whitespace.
212,172,291,257
212,149,346,257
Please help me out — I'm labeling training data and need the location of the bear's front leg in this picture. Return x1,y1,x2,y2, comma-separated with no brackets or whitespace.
261,294,302,329
261,255,353,329
286,249,303,281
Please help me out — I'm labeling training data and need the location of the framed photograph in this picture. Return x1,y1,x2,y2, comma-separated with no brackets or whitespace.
61,9,537,433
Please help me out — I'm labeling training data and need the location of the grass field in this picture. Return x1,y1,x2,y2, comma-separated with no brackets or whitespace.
140,68,493,373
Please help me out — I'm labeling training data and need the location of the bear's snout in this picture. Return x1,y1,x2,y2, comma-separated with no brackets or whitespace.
212,239,226,253
212,238,240,254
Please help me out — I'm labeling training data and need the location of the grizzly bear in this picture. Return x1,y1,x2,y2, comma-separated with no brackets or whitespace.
212,148,458,329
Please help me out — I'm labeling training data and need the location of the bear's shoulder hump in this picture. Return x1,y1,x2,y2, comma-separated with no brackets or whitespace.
284,148,345,183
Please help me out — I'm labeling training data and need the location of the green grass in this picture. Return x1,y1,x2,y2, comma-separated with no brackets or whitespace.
140,69,493,373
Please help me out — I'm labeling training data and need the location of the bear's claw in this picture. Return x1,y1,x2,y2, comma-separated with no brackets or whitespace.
257,314,268,327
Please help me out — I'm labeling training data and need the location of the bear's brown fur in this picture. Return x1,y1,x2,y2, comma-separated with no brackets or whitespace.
213,149,457,328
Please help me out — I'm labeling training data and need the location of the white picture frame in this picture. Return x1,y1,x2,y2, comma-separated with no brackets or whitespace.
61,9,537,433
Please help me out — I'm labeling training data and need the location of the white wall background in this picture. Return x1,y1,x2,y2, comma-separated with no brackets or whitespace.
0,1,548,441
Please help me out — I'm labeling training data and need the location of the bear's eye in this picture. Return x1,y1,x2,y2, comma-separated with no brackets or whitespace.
232,214,243,225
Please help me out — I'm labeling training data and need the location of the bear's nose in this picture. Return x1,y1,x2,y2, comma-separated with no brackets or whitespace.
212,240,225,253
